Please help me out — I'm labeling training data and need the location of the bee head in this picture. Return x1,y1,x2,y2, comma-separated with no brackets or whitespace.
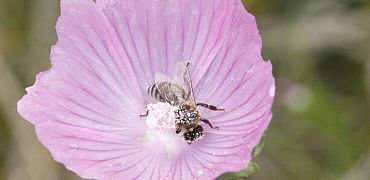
184,125,204,145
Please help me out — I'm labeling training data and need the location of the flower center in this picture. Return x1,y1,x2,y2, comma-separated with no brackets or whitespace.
143,102,182,159
145,102,177,134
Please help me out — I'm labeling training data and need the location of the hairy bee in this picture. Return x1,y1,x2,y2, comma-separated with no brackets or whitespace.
145,62,224,144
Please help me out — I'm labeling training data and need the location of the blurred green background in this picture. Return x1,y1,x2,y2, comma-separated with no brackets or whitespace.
0,0,369,179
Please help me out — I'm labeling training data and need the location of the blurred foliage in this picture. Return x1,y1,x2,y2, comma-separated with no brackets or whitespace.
216,162,260,180
242,0,370,179
1,0,370,180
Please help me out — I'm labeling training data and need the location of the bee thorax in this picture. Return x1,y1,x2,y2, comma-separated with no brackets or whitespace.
177,109,198,125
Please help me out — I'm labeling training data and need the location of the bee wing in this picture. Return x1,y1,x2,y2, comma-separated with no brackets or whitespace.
172,61,196,105
154,73,184,106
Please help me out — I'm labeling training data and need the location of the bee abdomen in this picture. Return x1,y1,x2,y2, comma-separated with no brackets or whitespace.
147,84,165,102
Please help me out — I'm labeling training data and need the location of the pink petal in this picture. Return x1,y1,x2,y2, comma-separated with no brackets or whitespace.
99,0,237,94
186,0,275,175
35,122,159,180
17,0,156,178
18,0,146,132
55,0,144,111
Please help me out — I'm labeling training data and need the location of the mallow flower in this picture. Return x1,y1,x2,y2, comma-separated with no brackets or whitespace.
17,0,275,179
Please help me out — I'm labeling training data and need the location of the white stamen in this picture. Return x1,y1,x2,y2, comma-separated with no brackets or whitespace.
145,102,177,134
143,102,181,159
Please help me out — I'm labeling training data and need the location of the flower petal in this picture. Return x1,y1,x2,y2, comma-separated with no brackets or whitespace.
35,122,155,180
163,113,273,179
55,0,144,110
198,62,274,133
173,2,272,177
17,0,156,179
99,0,237,93
18,0,147,131
190,0,275,134
181,0,275,176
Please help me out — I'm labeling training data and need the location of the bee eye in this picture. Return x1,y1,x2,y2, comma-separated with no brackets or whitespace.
184,132,192,140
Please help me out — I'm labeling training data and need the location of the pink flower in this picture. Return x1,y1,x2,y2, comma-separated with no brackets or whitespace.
17,0,275,179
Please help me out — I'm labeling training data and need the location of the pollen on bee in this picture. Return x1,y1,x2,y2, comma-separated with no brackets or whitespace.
145,102,178,134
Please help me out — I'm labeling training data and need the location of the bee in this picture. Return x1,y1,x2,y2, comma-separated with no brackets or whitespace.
143,62,224,145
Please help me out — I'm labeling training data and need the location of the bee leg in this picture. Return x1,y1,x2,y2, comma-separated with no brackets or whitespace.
185,61,191,67
176,129,181,134
201,118,219,129
197,103,225,111
139,110,149,118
